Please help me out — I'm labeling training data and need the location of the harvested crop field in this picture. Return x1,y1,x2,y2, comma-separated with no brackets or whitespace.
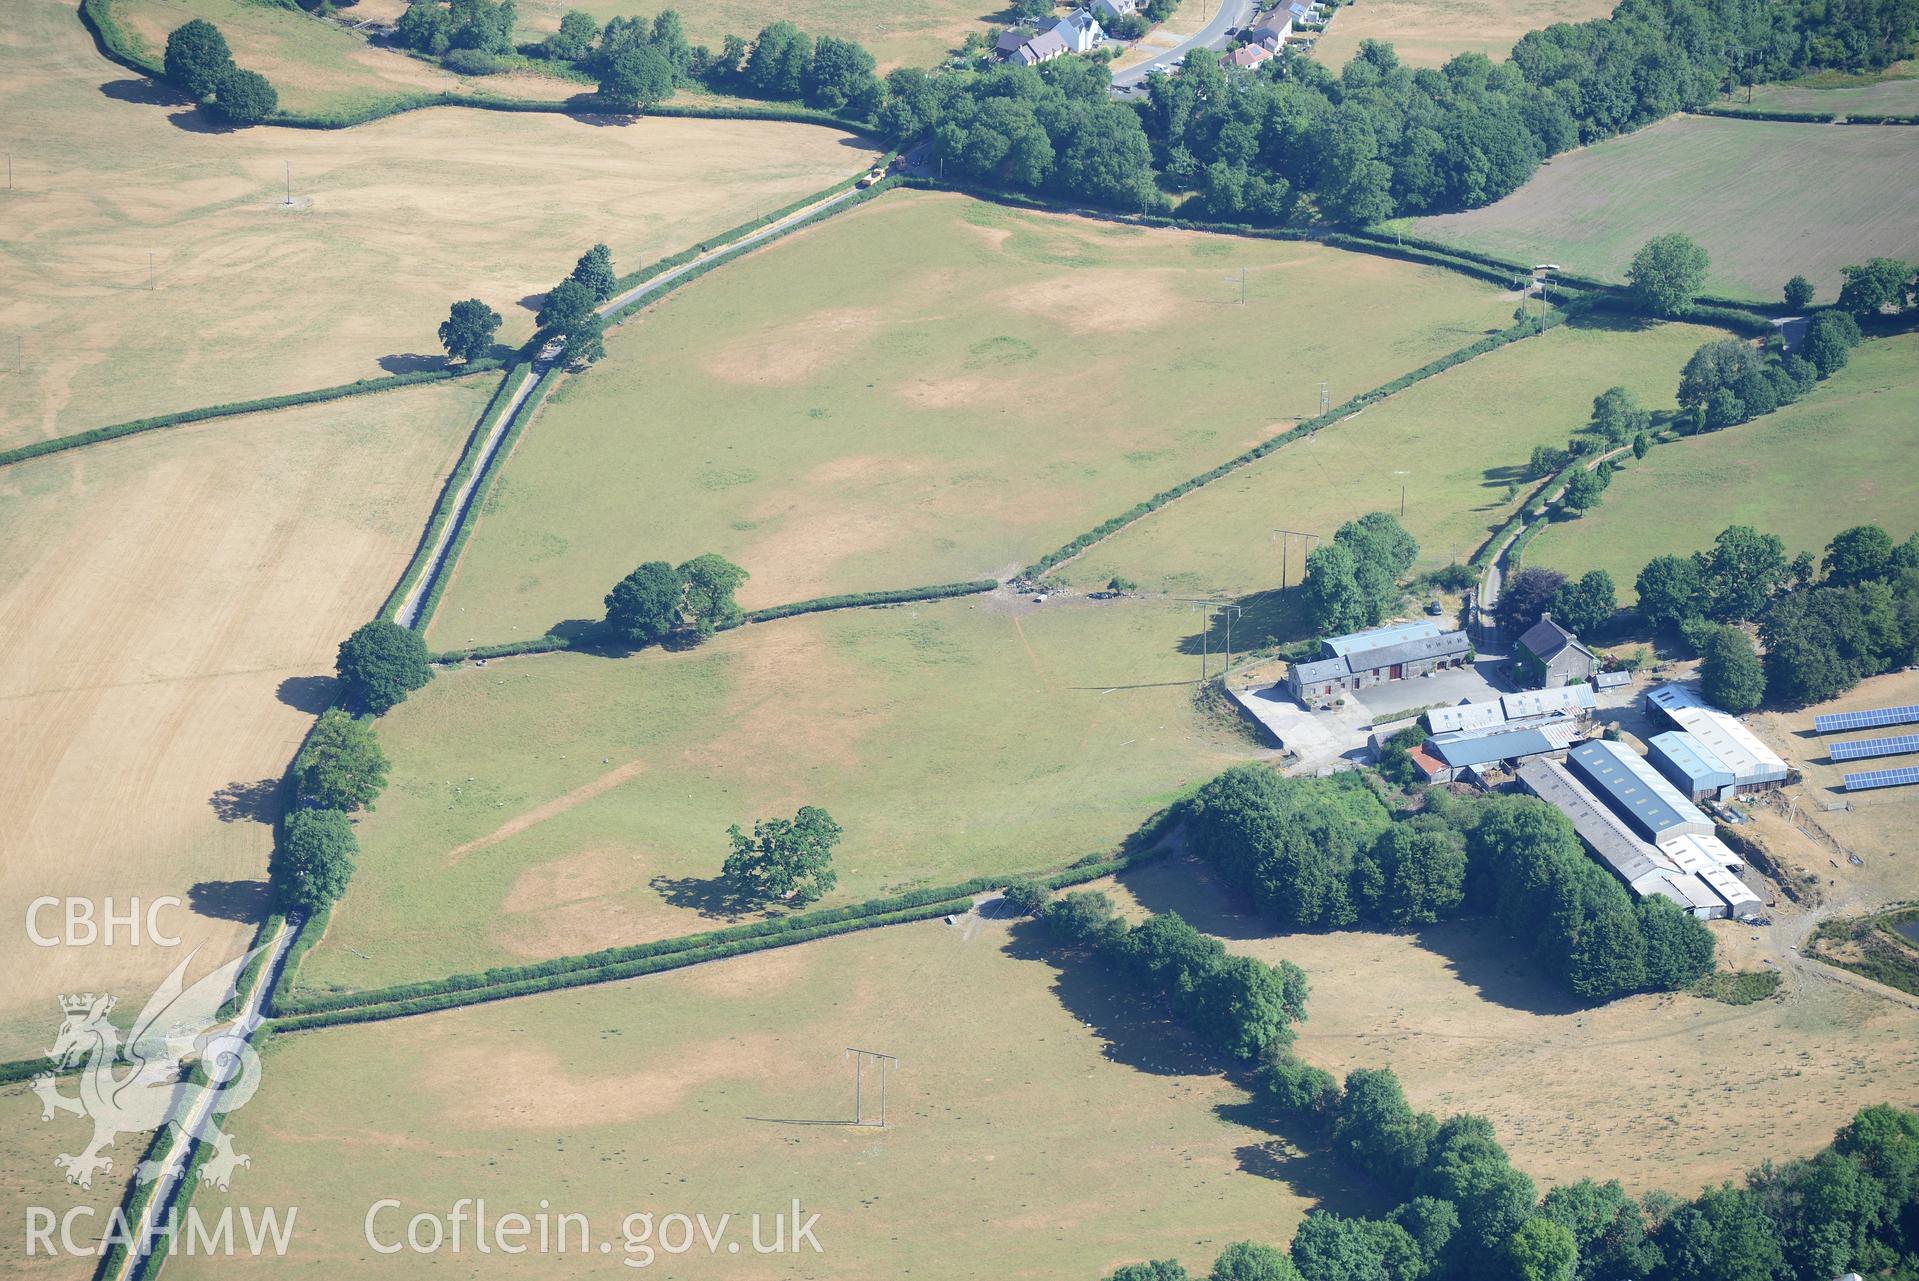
300,594,1256,994
426,189,1514,648
1409,115,1919,301
170,917,1362,1281
1057,317,1725,625
516,0,995,71
1099,856,1919,1197
0,0,877,445
1527,333,1919,600
1310,0,1615,69
0,377,489,1060
1733,63,1919,117
110,0,574,116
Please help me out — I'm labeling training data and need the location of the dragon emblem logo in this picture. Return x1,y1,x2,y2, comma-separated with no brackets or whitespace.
32,946,269,1192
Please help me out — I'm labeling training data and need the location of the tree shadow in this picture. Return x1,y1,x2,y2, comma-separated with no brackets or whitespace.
1213,1097,1393,1215
1113,855,1276,942
648,874,755,921
166,107,236,134
276,675,336,714
209,778,282,824
1003,917,1222,1077
1409,918,1590,1016
378,352,449,375
100,77,187,106
187,879,272,924
1564,308,1656,334
1176,587,1307,658
516,291,548,314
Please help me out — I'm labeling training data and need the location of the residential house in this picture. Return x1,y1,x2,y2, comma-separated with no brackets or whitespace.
995,28,1034,57
1246,14,1291,48
1094,0,1139,20
1283,0,1319,22
1048,7,1106,51
1514,614,1597,688
1013,28,1070,62
1228,42,1272,68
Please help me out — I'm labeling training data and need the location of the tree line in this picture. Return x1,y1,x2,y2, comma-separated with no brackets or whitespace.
1635,522,1919,709
1110,1085,1919,1281
1185,767,1717,1001
888,0,1916,220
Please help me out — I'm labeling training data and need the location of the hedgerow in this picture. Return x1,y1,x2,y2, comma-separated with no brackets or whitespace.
270,801,1186,1027
0,362,503,470
1022,311,1569,580
407,367,552,632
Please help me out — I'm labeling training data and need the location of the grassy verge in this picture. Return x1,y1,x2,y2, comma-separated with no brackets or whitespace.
378,363,529,623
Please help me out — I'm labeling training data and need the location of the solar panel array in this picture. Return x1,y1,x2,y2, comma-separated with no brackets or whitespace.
1815,704,1919,734
1844,766,1919,793
1830,734,1919,762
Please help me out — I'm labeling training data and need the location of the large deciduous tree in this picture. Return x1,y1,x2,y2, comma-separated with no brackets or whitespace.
1627,233,1709,316
438,298,501,363
293,709,390,812
721,805,842,905
336,620,433,714
164,19,234,98
271,809,358,912
209,67,278,124
604,560,683,645
569,243,617,301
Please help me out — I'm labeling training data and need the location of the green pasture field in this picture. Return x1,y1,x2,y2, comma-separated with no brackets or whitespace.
1310,0,1616,70
303,594,1257,993
1407,115,1919,302
1526,333,1919,600
1730,61,1919,115
1,1083,122,1281
426,189,1514,648
1056,317,1726,639
175,918,1363,1281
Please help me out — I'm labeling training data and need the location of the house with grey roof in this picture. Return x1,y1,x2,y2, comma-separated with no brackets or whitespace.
1048,8,1105,52
1515,614,1597,689
1012,28,1070,62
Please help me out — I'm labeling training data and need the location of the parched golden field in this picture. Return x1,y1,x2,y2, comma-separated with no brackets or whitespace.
169,918,1362,1281
1309,0,1617,69
112,0,576,115
1751,667,1919,899
0,377,490,1061
514,0,999,71
1099,857,1919,1197
0,0,877,445
426,189,1514,648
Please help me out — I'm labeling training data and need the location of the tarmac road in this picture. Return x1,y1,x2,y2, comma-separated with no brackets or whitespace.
1110,0,1262,93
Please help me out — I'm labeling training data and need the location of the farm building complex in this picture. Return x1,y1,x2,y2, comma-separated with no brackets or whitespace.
1288,621,1472,703
1646,683,1790,798
1519,752,1762,920
1514,615,1598,689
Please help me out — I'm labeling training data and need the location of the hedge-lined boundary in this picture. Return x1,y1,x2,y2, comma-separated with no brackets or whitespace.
407,366,553,632
215,911,289,1022
0,361,503,470
92,1125,176,1281
1021,310,1570,581
428,577,999,663
607,155,895,298
270,806,1186,1028
77,0,879,136
378,362,529,622
893,176,1788,324
1696,103,1838,123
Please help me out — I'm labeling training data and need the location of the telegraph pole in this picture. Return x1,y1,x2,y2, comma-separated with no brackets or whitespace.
845,1048,898,1127
1271,528,1316,591
285,160,292,206
148,252,155,290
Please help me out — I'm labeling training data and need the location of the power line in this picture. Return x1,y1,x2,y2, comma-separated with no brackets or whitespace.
843,1048,899,1127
